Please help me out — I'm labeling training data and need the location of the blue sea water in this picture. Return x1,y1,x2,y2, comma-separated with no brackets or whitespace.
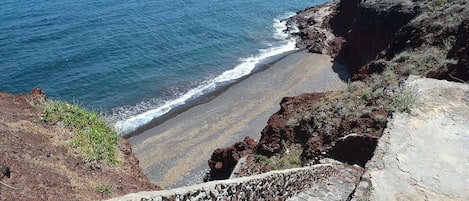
0,0,327,135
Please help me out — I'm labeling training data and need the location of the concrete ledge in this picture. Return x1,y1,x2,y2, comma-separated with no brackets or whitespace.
352,76,469,201
109,161,363,201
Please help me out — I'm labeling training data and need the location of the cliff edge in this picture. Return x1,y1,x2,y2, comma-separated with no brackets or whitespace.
0,90,159,200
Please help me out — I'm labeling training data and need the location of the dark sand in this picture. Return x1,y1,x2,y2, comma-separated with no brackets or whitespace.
129,50,349,188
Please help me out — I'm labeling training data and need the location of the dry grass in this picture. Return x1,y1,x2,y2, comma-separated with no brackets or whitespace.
5,119,115,199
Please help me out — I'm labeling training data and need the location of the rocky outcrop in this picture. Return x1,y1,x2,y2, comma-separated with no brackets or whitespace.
336,0,418,72
294,0,418,73
256,93,324,156
351,76,469,200
444,18,469,81
295,0,469,82
290,2,341,55
109,160,363,201
204,136,257,181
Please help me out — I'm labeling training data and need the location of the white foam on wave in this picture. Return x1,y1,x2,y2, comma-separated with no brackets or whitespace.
113,14,299,136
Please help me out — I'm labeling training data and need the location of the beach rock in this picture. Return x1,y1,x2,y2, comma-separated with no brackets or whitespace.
256,93,324,156
205,136,257,181
291,2,341,55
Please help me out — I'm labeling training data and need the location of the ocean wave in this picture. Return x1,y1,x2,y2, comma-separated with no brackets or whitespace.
112,13,299,136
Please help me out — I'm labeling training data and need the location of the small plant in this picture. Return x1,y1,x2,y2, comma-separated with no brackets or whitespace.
97,183,111,197
41,100,119,165
373,114,387,124
359,109,372,118
430,0,447,8
391,87,417,113
272,144,302,170
372,87,384,99
254,154,270,163
285,118,299,128
360,87,373,101
399,64,418,76
348,81,366,92
254,144,303,170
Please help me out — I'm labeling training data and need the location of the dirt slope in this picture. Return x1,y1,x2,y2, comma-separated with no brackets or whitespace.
0,89,159,200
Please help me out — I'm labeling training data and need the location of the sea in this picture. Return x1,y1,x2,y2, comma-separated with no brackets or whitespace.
0,0,327,135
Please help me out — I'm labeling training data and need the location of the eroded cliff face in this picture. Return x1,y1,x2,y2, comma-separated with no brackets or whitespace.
206,0,468,182
296,0,468,81
256,93,325,157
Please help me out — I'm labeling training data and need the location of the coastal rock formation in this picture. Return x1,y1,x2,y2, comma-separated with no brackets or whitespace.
294,0,418,72
204,136,257,181
335,0,418,72
290,2,340,55
351,77,469,200
256,93,325,156
0,90,159,200
295,0,468,82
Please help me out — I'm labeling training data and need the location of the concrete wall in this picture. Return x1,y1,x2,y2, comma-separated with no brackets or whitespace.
108,161,363,201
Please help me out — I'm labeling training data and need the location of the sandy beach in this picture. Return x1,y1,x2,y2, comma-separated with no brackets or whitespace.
129,50,349,188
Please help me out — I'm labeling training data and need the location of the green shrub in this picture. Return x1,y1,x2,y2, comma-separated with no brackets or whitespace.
391,88,417,113
256,144,303,170
272,144,302,170
41,100,119,165
430,0,447,8
373,114,388,124
285,118,300,128
359,109,372,118
97,183,112,197
360,87,373,101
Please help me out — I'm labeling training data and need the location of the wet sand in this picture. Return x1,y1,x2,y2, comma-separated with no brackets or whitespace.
129,50,349,188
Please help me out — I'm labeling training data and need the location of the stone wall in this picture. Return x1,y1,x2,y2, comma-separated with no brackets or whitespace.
108,161,363,201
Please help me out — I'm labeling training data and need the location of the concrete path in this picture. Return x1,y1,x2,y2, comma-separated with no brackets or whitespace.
353,76,469,201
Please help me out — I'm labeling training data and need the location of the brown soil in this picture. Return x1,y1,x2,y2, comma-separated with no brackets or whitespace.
0,89,160,200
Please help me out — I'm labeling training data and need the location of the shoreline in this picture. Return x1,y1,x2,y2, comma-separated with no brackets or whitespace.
122,50,299,139
129,50,350,188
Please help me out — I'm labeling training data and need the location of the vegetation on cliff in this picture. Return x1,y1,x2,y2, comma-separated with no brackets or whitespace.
0,90,158,200
41,100,119,166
